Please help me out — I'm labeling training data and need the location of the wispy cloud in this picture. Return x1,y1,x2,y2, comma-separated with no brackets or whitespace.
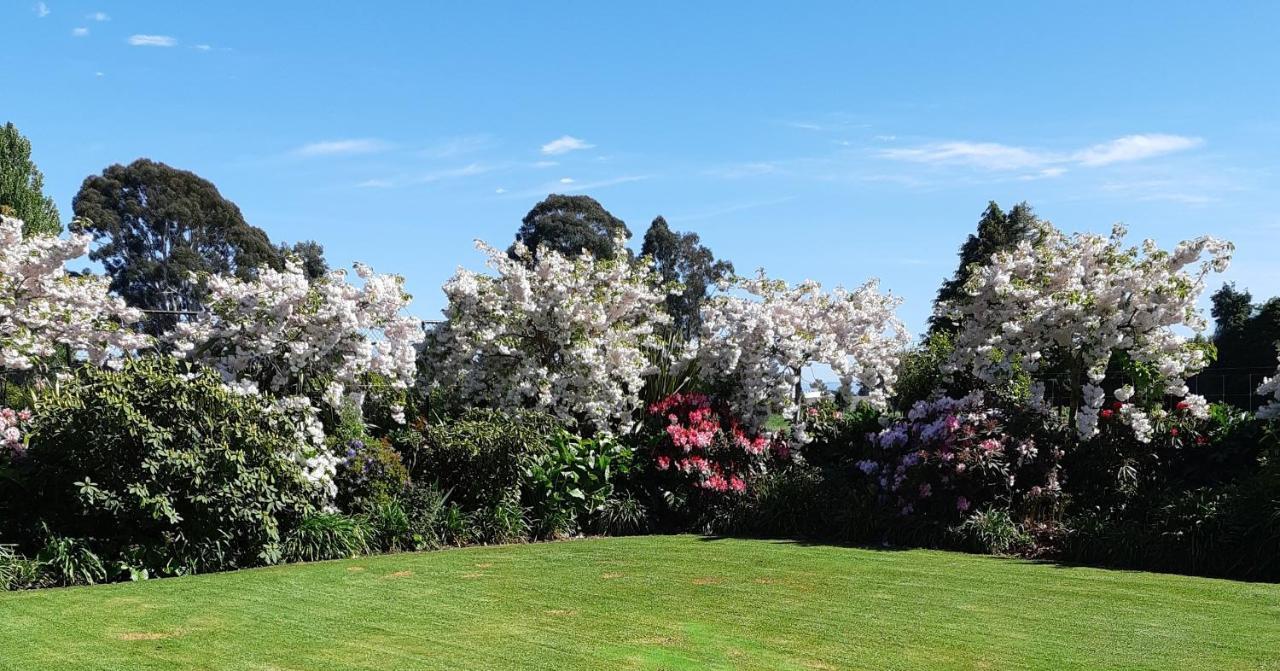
559,177,575,184
193,44,213,51
418,162,492,183
880,134,1203,173
86,11,108,21
355,179,394,189
704,162,778,179
541,135,594,155
294,138,390,157
505,175,647,199
128,34,177,47
421,134,496,158
668,196,797,223
34,2,49,18
72,26,88,37
1073,134,1203,166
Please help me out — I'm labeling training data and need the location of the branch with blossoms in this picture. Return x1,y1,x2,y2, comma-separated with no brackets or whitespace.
168,258,423,417
422,238,672,434
940,222,1232,442
696,269,910,438
0,215,152,373
1259,344,1280,422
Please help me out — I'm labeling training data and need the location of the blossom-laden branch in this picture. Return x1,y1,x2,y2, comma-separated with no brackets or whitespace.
0,215,151,371
697,270,909,436
940,222,1232,441
423,238,670,434
1259,345,1280,421
169,259,423,414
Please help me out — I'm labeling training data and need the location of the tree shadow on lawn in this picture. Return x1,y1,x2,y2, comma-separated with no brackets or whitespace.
693,533,1280,585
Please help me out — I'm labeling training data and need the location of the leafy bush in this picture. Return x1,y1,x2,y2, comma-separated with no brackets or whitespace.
37,535,107,586
11,356,323,576
398,482,451,550
596,492,650,536
283,512,370,562
796,400,881,473
0,545,45,590
414,408,561,508
706,466,875,542
333,437,410,511
954,509,1033,556
363,499,411,552
521,430,632,537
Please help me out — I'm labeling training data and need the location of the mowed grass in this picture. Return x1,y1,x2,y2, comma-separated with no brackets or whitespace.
1,536,1277,670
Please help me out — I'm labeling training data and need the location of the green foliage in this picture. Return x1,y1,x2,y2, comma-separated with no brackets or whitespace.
510,194,630,261
641,216,734,336
363,499,412,552
798,401,882,473
0,122,61,236
37,536,107,587
71,158,283,334
705,466,876,542
890,331,956,413
470,498,530,545
13,356,320,575
397,482,451,550
953,509,1033,556
521,430,633,537
596,492,650,536
0,545,46,591
415,408,561,509
283,512,370,562
329,406,410,510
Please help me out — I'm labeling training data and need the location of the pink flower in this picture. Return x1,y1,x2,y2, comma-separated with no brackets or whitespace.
918,483,932,498
956,496,970,512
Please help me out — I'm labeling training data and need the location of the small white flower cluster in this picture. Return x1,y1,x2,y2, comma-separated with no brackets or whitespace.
170,259,423,413
425,239,670,433
270,395,340,500
1258,345,1280,421
941,222,1233,440
697,270,910,432
0,215,151,371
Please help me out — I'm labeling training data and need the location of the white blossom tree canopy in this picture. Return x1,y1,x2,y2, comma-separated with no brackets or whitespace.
1258,345,1280,421
0,215,150,371
697,270,910,433
423,238,670,434
940,222,1233,440
170,259,423,410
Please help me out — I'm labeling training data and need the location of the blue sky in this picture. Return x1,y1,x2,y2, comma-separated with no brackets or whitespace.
5,1,1279,334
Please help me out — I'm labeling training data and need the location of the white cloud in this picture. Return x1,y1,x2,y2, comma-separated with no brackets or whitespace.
494,187,507,194
128,34,177,47
1073,134,1203,166
193,44,212,51
294,138,390,157
94,71,104,77
559,177,575,184
355,179,394,189
418,162,491,183
421,134,495,158
533,160,558,168
72,26,88,36
706,161,779,179
34,2,49,18
87,11,108,21
881,134,1204,172
541,135,594,155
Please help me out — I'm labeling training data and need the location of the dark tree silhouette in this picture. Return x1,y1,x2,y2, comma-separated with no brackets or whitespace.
929,201,1039,334
641,216,734,336
511,194,631,261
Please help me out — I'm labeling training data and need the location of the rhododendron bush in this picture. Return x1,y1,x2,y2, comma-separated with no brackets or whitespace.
940,222,1232,441
0,215,150,371
423,239,669,433
861,393,1062,522
643,392,787,494
0,407,31,460
1259,346,1280,421
697,271,909,434
170,259,423,412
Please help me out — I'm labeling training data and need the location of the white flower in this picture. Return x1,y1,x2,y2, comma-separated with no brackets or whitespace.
1114,385,1135,403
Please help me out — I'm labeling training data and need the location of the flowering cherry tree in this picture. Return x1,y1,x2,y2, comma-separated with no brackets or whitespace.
940,223,1233,441
1259,345,1280,421
0,215,150,371
697,270,909,434
170,259,423,413
423,239,669,433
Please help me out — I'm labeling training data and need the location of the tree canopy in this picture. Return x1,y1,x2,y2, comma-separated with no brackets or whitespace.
511,194,631,261
72,158,283,334
0,122,61,237
641,216,734,336
929,200,1039,334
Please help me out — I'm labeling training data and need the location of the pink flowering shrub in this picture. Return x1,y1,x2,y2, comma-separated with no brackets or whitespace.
863,393,1062,523
643,392,787,495
0,407,32,459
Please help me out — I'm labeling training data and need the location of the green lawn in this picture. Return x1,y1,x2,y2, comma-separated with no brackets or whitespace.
1,536,1277,670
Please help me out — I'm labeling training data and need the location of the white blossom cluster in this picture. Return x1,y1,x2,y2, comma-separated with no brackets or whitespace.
170,259,423,412
424,239,670,433
941,222,1233,440
697,270,910,433
269,394,340,500
0,215,151,371
1258,345,1280,421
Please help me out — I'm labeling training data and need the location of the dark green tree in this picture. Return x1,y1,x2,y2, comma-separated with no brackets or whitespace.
0,122,61,237
1211,283,1254,338
1198,284,1280,409
641,216,734,336
929,201,1039,334
279,240,329,281
511,194,630,261
72,159,282,334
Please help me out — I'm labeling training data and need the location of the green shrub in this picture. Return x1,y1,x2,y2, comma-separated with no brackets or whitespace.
283,512,370,562
0,544,46,590
521,430,632,538
470,498,529,545
415,409,561,508
398,482,451,550
363,499,412,552
706,466,875,542
953,509,1033,556
37,535,106,586
13,356,322,576
596,492,650,536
